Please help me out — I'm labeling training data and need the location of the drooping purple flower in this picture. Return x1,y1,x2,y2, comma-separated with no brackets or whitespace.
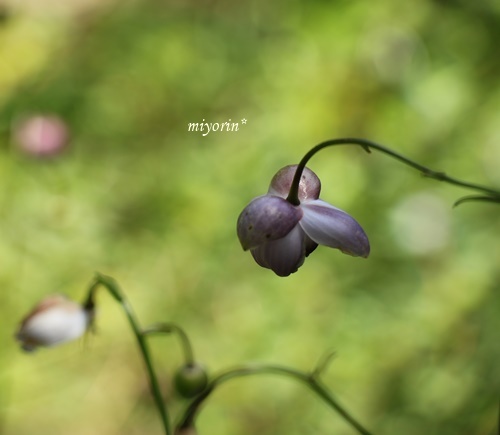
237,165,370,276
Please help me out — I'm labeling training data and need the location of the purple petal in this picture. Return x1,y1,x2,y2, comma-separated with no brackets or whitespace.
300,200,370,257
237,195,302,251
268,165,321,201
250,226,306,276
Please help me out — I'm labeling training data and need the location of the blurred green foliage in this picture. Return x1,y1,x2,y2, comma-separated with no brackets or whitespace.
1,0,499,434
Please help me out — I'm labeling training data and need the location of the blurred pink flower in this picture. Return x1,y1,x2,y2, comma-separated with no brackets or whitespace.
14,115,69,157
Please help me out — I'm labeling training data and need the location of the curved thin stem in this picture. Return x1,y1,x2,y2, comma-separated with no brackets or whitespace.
286,138,500,205
453,195,500,207
143,323,195,366
176,364,373,435
86,273,172,435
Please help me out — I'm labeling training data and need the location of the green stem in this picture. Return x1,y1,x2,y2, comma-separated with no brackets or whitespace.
176,364,373,435
497,398,499,435
143,323,195,366
86,273,172,435
453,195,500,207
286,138,500,205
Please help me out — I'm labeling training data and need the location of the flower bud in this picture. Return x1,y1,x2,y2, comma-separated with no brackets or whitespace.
268,165,321,201
15,294,93,352
173,363,209,399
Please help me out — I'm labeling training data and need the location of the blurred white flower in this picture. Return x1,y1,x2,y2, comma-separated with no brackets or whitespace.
390,192,450,255
15,294,93,352
13,114,69,157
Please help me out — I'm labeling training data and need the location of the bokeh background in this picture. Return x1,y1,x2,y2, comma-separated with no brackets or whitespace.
1,0,499,434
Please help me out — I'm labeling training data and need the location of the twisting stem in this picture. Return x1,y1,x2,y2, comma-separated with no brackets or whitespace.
286,138,500,205
177,364,373,435
85,273,172,435
143,323,195,366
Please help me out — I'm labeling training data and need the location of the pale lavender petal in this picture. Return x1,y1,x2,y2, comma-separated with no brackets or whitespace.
237,195,302,251
250,226,306,277
268,165,321,201
300,200,370,257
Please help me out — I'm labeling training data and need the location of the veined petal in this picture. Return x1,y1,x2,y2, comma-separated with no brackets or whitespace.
268,165,321,201
300,199,370,257
237,195,302,251
250,225,306,277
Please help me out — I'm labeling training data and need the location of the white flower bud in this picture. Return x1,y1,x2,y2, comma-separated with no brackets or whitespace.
15,295,92,352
